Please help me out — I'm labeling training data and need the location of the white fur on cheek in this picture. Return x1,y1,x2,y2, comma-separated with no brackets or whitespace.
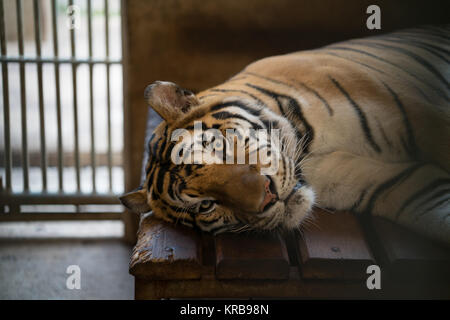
283,186,315,229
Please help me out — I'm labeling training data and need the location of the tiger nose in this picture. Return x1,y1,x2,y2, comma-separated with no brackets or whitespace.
259,178,278,212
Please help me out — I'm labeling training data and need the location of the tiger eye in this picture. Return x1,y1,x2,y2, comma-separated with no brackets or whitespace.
200,200,212,208
199,200,214,213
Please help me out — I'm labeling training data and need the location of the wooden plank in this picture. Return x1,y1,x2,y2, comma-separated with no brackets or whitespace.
369,216,450,283
296,209,375,280
129,215,203,280
135,278,373,299
135,276,450,299
215,232,290,280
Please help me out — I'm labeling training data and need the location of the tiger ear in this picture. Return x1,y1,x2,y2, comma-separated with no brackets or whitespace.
119,188,151,213
144,81,200,123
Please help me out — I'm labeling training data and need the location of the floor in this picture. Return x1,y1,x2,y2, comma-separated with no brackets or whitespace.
0,221,134,300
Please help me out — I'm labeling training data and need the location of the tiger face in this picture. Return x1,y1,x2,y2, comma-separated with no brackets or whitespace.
120,81,315,234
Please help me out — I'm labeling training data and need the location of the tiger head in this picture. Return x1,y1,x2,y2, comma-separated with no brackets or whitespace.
120,81,315,234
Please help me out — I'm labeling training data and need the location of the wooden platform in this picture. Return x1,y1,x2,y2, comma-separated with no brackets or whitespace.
130,208,450,299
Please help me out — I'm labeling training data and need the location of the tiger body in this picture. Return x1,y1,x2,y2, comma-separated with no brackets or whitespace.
121,26,450,246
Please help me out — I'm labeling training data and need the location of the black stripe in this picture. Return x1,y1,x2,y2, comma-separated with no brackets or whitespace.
325,51,389,75
395,178,450,219
184,164,193,177
198,217,221,226
416,26,450,41
166,210,194,226
150,135,171,164
185,193,198,198
350,188,368,212
146,133,156,151
380,37,450,64
209,88,265,106
262,119,278,130
145,154,154,177
381,33,450,54
297,81,334,116
157,125,168,160
151,137,161,157
159,210,175,224
212,111,264,130
146,162,157,191
244,71,334,116
244,71,296,89
376,118,393,149
364,163,423,216
163,142,175,162
209,224,232,235
227,75,248,82
184,122,210,132
167,173,177,200
381,81,418,157
354,40,450,91
416,196,450,221
398,30,450,43
424,187,450,206
245,83,284,115
161,126,176,162
210,101,261,117
198,94,219,100
178,178,187,193
151,189,159,200
245,83,313,152
325,51,434,104
280,153,288,187
329,76,381,153
160,198,196,220
329,45,448,100
156,167,166,194
413,185,450,218
145,134,156,161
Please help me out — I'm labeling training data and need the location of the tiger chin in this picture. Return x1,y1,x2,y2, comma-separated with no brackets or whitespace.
121,26,450,246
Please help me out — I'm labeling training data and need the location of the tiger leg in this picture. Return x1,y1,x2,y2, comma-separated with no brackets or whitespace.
303,151,450,246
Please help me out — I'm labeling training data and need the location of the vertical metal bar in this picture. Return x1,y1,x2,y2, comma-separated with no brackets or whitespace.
0,177,4,213
16,0,29,192
69,0,80,192
33,0,47,191
52,0,63,192
0,0,11,192
105,0,112,192
87,0,96,192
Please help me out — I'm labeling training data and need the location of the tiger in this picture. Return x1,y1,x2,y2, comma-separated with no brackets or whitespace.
120,25,450,246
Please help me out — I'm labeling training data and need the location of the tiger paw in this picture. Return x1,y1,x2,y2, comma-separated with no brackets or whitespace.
283,184,315,230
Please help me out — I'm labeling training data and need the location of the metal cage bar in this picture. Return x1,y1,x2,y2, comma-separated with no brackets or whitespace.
0,0,11,192
51,0,63,192
105,0,113,192
0,56,121,64
0,0,123,221
69,0,80,192
33,0,48,191
16,0,29,192
87,0,96,193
